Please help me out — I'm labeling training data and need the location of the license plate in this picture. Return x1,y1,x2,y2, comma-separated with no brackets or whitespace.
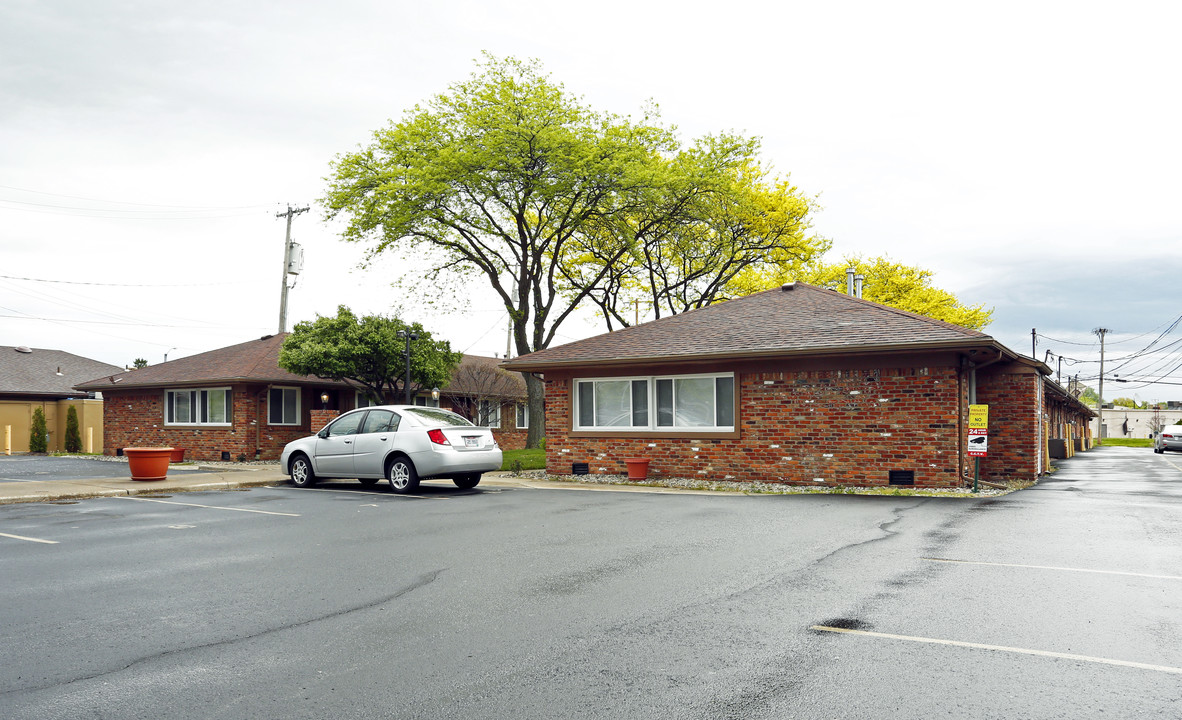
463,436,479,448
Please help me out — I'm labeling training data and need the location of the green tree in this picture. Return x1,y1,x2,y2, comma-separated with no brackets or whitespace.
29,407,48,453
279,306,461,404
562,138,826,330
1111,397,1140,408
728,255,993,330
323,54,682,448
64,405,82,453
1078,386,1100,405
132,358,148,369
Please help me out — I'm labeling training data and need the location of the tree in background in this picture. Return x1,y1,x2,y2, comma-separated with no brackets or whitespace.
64,405,82,453
728,255,993,330
29,407,48,453
322,55,823,447
562,138,825,330
441,356,525,426
279,306,462,404
132,358,149,369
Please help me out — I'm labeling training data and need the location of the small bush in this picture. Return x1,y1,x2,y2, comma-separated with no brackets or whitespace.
64,405,82,453
29,407,48,453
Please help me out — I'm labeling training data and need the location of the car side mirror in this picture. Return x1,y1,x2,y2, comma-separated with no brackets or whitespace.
318,429,329,439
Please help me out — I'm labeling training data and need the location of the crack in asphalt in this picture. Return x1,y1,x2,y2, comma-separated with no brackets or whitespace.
1,569,445,697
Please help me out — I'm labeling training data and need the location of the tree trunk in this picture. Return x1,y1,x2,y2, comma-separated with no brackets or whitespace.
524,372,546,449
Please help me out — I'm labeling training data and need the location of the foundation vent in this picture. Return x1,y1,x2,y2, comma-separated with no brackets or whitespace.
888,470,915,486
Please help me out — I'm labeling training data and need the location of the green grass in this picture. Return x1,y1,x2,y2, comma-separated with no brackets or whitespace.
1097,438,1153,448
500,447,546,471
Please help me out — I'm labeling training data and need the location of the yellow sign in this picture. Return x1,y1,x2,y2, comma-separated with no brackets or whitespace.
969,404,989,429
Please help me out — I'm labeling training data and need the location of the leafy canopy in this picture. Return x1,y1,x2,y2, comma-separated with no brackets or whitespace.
728,254,993,330
279,306,462,404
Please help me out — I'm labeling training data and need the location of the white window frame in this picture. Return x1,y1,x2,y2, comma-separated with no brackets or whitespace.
164,387,232,426
355,392,374,409
478,399,501,427
268,386,301,426
516,402,529,429
573,373,735,432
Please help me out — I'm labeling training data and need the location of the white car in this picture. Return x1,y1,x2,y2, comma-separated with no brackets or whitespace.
1154,425,1182,454
280,405,502,492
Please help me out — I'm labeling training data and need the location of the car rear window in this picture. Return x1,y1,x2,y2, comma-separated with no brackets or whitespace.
403,407,475,427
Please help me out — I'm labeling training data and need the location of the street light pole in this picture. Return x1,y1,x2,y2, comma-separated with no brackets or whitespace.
397,330,419,404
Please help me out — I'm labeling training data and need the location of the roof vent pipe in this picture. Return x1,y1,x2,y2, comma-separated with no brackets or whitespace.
854,274,865,299
846,267,856,296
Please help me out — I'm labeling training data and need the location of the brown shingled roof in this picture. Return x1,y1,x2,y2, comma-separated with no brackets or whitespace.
74,334,345,391
502,282,1006,371
75,334,528,397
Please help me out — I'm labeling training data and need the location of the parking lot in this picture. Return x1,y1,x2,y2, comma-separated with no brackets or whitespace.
1,447,1179,719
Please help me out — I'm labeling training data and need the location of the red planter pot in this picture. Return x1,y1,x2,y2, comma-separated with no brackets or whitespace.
624,457,651,481
169,448,186,463
123,447,173,481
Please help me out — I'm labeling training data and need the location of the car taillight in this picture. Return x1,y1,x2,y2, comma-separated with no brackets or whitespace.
1166,434,1175,439
427,429,451,445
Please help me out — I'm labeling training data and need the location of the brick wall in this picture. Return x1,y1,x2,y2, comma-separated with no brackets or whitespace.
545,365,965,487
102,385,313,462
975,366,1041,483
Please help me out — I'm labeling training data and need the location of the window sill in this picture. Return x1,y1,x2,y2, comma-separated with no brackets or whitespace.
569,429,739,440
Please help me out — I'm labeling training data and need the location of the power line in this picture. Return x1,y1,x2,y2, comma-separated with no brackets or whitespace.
0,183,271,210
0,273,250,288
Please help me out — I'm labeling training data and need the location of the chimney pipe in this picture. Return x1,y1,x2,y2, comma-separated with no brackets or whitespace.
854,274,865,298
846,267,856,296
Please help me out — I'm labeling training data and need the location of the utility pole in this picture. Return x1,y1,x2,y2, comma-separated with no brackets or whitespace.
1094,327,1109,439
276,205,309,334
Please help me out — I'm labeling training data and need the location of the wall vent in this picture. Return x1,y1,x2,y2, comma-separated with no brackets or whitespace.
888,470,915,486
572,462,589,475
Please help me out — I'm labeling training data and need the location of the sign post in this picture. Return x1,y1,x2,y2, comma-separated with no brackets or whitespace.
967,404,989,493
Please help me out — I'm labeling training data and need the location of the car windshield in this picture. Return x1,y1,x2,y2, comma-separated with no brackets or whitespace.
403,407,475,427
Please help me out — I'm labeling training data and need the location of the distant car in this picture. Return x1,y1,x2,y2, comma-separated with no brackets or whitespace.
280,405,502,492
1154,425,1182,454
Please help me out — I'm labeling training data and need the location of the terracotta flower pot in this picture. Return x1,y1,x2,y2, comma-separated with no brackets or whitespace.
624,457,651,481
123,447,173,481
169,448,186,463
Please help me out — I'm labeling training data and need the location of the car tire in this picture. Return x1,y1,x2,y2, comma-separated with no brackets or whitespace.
290,454,316,487
453,473,481,489
1154,447,1164,454
358,477,381,486
387,457,420,494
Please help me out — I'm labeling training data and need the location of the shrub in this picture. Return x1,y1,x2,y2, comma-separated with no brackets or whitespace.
29,407,48,453
64,405,82,453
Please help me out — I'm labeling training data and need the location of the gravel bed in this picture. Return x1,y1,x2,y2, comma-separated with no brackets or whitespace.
506,469,1013,497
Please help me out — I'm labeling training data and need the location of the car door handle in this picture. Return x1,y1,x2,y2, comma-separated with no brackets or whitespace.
378,436,388,441
343,439,352,444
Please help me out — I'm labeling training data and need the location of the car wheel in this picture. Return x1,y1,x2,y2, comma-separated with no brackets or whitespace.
453,473,481,489
387,457,420,494
290,454,316,487
358,477,381,486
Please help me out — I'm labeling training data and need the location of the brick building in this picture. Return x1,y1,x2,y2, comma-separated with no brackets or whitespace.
502,282,1093,488
75,335,527,461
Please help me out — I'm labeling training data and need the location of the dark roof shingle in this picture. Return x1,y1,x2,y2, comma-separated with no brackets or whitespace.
503,282,1000,370
1,346,123,397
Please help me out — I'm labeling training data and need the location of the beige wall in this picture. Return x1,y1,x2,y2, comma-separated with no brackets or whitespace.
0,398,105,454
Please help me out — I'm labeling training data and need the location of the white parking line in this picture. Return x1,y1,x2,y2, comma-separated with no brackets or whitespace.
0,531,59,544
811,625,1182,675
112,496,300,517
278,486,440,500
922,557,1182,581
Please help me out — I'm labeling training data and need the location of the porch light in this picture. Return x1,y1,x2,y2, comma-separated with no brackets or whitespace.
431,387,440,401
320,391,329,408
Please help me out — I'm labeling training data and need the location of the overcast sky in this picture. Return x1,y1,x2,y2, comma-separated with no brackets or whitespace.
3,0,1180,401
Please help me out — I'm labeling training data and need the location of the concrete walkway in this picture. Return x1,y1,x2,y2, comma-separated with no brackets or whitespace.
0,462,728,505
